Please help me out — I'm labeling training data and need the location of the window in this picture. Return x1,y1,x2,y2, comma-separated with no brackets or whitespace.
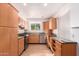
31,24,40,30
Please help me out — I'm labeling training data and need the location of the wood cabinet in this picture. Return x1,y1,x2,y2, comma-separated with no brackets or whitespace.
18,37,24,55
0,4,19,56
0,27,10,56
50,37,77,56
0,27,18,56
46,35,50,47
28,33,40,43
8,4,19,28
46,21,49,32
9,28,18,56
0,4,18,28
49,17,57,30
43,21,49,32
43,17,57,32
43,22,46,31
54,41,61,55
0,4,9,27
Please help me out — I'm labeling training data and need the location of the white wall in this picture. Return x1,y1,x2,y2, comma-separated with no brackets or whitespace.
54,4,71,40
57,11,71,40
70,4,79,27
70,4,79,42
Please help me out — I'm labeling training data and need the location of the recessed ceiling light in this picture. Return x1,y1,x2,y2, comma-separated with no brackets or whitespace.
44,3,48,7
24,3,27,6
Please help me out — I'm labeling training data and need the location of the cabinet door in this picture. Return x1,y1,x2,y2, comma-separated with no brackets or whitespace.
8,5,19,28
51,18,57,30
0,4,9,27
29,33,40,43
43,22,46,31
46,35,50,47
19,37,24,55
55,41,61,56
46,21,49,32
9,28,18,56
49,17,57,30
0,27,10,56
43,21,49,32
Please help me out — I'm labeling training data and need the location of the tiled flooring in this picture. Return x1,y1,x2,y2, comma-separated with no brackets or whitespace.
21,44,53,56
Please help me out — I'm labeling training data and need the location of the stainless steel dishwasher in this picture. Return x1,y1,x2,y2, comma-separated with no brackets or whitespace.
39,33,46,43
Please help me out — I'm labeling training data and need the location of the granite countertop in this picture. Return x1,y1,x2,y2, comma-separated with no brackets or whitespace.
18,36,24,39
50,37,77,44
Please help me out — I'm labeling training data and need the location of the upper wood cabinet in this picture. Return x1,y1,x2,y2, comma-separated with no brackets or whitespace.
0,4,19,27
0,4,9,27
43,22,46,31
43,21,49,32
49,17,57,30
8,4,19,28
43,22,45,31
43,17,57,32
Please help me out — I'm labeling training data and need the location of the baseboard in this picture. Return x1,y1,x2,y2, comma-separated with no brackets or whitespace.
19,49,25,56
28,43,47,45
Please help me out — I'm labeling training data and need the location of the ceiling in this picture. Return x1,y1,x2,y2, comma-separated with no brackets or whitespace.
12,3,65,21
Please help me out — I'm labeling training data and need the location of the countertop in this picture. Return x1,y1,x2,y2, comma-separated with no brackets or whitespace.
50,37,77,44
18,36,24,39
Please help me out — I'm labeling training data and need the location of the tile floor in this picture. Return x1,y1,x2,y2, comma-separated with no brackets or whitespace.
21,44,53,56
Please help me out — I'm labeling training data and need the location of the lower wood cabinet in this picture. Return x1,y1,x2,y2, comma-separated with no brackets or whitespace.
54,41,62,56
0,27,18,56
28,33,40,43
0,27,10,56
18,37,24,55
50,37,77,56
46,35,50,47
9,28,18,56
